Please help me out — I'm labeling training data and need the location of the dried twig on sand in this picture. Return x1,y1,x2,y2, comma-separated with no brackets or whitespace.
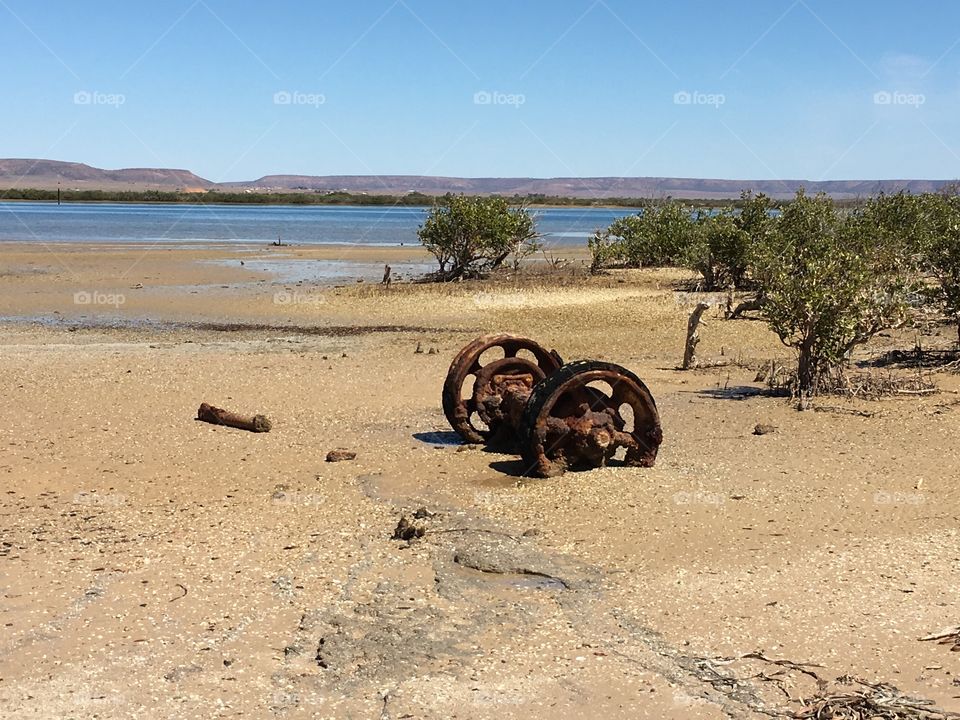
169,583,188,602
934,358,960,374
708,653,958,719
835,371,937,399
812,405,877,418
766,366,937,401
710,652,826,705
795,676,960,719
739,652,825,682
920,625,960,652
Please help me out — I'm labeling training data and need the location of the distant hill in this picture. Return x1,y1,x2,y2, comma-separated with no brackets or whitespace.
0,159,212,191
0,159,955,200
224,174,955,200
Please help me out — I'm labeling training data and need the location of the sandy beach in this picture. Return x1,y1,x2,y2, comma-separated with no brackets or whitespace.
1,243,959,719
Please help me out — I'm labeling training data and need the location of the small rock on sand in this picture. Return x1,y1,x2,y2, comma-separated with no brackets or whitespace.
753,423,776,436
326,450,357,462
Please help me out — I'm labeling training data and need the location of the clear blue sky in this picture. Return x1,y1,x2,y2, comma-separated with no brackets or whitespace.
1,0,957,181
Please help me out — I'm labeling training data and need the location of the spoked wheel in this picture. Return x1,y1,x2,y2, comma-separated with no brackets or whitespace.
519,360,663,478
443,334,563,444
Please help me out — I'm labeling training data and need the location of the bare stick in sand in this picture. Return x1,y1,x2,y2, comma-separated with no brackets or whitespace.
682,302,711,370
197,403,272,433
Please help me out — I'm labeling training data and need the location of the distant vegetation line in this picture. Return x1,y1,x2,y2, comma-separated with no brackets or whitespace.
0,187,789,209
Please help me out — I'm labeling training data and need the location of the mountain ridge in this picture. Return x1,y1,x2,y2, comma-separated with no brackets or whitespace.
1,159,955,200
0,159,212,190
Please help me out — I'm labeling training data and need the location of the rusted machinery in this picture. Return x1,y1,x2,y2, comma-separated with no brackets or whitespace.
442,334,662,477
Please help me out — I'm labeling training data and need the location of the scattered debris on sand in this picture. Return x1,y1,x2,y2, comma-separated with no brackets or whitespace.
392,516,426,541
920,624,960,652
796,675,960,720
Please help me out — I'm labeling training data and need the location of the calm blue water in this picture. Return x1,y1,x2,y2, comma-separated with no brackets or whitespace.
0,202,637,247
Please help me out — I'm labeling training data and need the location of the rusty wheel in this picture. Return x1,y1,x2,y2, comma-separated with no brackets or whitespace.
443,334,563,444
519,360,662,478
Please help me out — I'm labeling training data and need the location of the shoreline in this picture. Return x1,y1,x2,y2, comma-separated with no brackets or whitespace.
0,196,648,209
0,241,592,323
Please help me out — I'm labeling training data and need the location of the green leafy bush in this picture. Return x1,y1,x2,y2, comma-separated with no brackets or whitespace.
418,194,539,281
753,191,912,396
851,191,960,338
590,194,773,289
588,201,699,272
684,191,775,290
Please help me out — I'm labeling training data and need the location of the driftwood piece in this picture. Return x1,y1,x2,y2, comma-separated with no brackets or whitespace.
920,625,960,651
197,403,272,433
682,302,711,370
920,625,960,641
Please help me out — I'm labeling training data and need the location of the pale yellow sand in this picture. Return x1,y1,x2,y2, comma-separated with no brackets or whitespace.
1,244,958,718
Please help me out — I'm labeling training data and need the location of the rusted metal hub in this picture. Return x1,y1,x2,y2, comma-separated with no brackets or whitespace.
540,406,629,467
442,334,563,445
474,368,536,443
443,336,662,477
519,361,663,478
